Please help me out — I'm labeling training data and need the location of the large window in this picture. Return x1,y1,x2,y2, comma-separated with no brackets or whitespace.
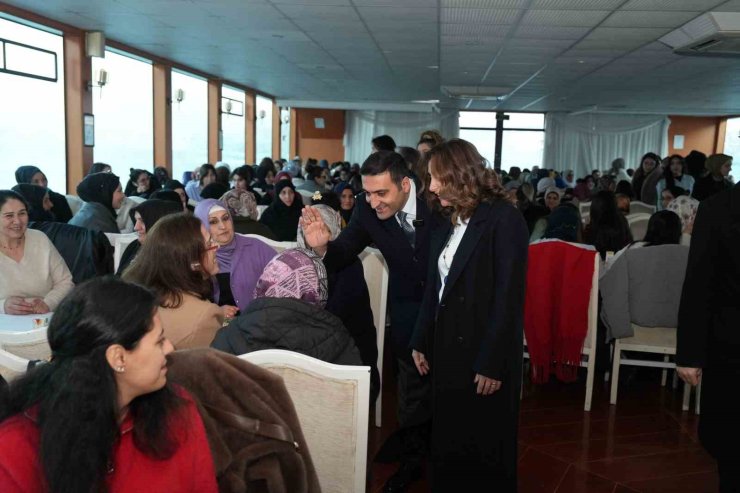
92,50,153,174
459,111,545,172
172,70,208,183
221,85,245,166
255,95,273,163
0,17,65,190
723,117,740,183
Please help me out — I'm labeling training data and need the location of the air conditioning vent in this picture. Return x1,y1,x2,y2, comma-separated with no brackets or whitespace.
660,12,740,57
441,85,510,101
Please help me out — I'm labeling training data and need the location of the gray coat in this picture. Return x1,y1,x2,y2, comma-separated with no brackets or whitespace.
600,244,689,340
68,201,120,234
211,297,362,366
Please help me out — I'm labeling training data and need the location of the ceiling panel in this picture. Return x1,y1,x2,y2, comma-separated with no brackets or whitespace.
532,0,625,8
514,25,592,39
620,0,723,11
441,8,521,24
601,10,700,27
521,9,611,26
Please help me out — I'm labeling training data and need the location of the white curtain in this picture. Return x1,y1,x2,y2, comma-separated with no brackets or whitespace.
344,110,459,164
544,112,670,178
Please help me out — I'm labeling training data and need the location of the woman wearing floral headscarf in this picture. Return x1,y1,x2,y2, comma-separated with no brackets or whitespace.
219,189,276,240
297,205,380,402
211,248,362,366
667,195,699,246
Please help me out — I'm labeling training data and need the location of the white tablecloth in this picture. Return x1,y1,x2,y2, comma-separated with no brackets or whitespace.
0,313,53,333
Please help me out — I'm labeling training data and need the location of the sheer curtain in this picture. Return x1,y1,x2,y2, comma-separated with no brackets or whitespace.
544,113,669,178
344,110,459,164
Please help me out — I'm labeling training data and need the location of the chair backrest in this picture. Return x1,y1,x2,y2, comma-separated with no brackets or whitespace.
0,349,29,382
241,233,297,253
256,205,267,220
105,233,139,272
627,213,651,241
584,252,599,352
579,201,591,216
0,328,51,361
65,195,84,216
358,248,389,340
239,350,370,493
630,201,656,215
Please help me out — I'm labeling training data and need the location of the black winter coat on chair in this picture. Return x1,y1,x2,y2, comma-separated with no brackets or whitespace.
29,221,113,283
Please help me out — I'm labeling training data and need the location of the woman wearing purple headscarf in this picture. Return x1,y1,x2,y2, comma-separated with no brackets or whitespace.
195,199,276,312
211,248,362,366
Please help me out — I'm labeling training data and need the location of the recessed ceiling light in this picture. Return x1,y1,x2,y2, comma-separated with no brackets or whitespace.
272,34,284,38
427,65,439,69
383,50,393,54
578,60,585,63
411,99,440,104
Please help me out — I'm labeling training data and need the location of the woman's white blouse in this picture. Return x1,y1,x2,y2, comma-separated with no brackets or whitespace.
437,219,469,301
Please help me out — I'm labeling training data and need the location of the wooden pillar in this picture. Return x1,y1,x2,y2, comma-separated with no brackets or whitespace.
289,108,298,160
272,101,280,160
207,80,222,163
153,63,172,172
716,118,727,154
63,32,93,193
245,90,256,164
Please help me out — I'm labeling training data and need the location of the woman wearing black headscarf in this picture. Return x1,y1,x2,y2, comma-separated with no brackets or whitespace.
10,184,55,222
124,169,158,199
258,181,303,241
14,165,73,223
69,172,124,233
116,199,183,274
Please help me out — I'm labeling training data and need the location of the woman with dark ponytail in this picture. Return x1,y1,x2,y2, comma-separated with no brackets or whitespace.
0,277,217,492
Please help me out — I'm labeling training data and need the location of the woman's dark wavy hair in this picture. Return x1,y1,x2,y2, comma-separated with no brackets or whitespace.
123,212,213,308
0,277,183,493
424,138,506,223
662,154,687,189
643,210,682,246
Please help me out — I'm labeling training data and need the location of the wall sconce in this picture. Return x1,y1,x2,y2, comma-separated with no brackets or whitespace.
176,89,185,103
258,109,266,119
87,69,107,91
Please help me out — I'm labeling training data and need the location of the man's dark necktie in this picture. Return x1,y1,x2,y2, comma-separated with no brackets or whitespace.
396,211,415,248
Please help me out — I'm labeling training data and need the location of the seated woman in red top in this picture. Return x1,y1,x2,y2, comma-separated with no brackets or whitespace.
0,276,217,493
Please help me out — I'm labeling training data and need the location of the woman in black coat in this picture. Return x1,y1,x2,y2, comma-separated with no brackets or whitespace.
259,181,303,241
410,139,528,492
677,183,740,492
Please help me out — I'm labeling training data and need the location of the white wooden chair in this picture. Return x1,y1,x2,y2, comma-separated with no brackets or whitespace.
104,233,138,272
579,201,591,217
627,213,651,241
630,201,657,215
256,205,267,220
0,349,29,382
239,349,370,493
610,324,698,413
359,247,389,427
241,234,297,253
0,328,51,361
524,249,599,411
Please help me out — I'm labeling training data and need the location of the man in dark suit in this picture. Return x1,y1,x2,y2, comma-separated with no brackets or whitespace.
302,151,437,492
677,183,740,493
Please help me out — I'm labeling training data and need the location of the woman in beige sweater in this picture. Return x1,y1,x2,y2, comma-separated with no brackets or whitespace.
0,190,73,314
123,213,236,349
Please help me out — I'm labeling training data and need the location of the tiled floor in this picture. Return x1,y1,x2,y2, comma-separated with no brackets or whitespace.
367,366,718,493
